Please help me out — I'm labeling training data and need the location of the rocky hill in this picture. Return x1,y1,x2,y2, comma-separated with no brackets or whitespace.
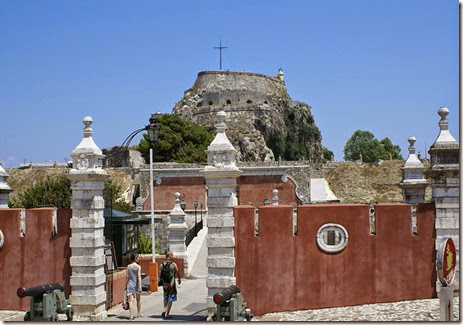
6,161,432,205
324,160,432,203
172,70,322,162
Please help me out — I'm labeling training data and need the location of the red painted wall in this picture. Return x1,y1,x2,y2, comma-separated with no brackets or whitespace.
0,208,72,311
108,269,127,308
235,203,436,316
144,175,300,211
144,177,206,211
238,175,300,207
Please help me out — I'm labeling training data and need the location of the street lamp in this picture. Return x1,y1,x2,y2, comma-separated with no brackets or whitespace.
147,113,162,263
109,112,162,292
180,199,186,211
193,200,198,236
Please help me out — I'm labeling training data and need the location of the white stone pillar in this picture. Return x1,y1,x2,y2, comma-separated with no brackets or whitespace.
425,107,459,292
400,136,428,203
66,117,108,320
200,111,242,318
168,192,188,275
0,164,12,208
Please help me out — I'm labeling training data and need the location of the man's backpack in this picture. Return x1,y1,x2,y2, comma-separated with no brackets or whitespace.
161,261,173,284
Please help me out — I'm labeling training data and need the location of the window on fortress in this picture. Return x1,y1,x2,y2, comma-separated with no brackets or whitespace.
226,100,231,104
247,100,252,104
208,101,213,105
316,223,348,253
264,101,268,104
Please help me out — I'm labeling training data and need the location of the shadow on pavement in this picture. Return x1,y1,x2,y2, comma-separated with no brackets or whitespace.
147,314,207,321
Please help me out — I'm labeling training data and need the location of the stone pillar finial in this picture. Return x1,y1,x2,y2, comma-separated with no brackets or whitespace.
438,107,449,130
408,136,416,155
432,107,457,145
272,189,279,205
174,192,181,209
70,116,105,174
83,116,94,137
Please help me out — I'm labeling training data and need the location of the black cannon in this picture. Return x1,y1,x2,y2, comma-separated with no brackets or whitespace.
213,285,253,321
17,283,73,321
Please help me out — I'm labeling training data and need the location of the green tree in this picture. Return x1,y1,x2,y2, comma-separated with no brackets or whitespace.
267,130,286,161
9,175,72,208
136,114,214,164
322,146,334,163
380,137,403,160
344,130,402,162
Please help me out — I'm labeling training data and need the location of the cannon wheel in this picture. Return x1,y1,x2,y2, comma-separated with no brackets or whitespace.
24,311,30,321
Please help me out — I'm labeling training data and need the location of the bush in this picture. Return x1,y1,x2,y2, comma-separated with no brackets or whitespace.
9,175,71,208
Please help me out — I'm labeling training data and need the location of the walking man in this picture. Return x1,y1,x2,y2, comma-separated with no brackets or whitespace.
159,251,181,319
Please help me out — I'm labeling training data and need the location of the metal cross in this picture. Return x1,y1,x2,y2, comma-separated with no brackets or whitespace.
213,38,228,70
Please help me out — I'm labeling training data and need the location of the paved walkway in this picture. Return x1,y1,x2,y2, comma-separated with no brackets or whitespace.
254,297,460,322
106,232,208,322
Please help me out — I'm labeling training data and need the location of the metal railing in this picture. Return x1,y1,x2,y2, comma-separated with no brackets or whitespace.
186,219,203,247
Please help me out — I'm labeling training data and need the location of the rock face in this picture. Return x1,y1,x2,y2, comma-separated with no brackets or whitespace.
172,70,322,162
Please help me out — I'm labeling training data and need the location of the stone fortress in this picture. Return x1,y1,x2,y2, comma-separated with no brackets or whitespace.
172,69,323,162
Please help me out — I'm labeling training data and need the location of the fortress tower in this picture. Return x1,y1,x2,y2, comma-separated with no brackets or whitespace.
172,69,322,162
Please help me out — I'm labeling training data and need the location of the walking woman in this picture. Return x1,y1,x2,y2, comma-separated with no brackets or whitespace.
126,253,143,320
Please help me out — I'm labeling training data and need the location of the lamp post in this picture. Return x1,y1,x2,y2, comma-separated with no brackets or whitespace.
146,113,161,263
112,112,161,292
200,202,203,229
194,200,198,236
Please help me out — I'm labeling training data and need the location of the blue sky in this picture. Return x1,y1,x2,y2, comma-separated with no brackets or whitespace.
0,0,459,167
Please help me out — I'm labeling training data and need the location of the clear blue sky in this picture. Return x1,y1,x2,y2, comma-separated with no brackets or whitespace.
0,0,459,167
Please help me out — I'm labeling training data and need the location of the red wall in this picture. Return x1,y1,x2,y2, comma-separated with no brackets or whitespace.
238,175,300,207
144,175,300,211
144,177,206,211
0,208,72,311
235,203,436,316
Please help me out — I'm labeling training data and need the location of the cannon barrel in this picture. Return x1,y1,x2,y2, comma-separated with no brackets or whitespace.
213,285,240,304
17,283,64,298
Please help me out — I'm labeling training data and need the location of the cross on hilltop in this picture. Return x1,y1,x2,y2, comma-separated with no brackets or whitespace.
213,38,228,70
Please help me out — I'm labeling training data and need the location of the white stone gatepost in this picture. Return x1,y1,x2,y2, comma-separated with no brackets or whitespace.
200,111,242,318
168,192,188,275
425,107,459,293
67,117,108,320
400,136,428,203
0,164,12,208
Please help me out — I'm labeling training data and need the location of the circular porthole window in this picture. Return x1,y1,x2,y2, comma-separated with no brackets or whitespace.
0,229,4,249
316,223,348,253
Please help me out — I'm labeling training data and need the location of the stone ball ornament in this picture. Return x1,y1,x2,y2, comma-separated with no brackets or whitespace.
436,237,457,286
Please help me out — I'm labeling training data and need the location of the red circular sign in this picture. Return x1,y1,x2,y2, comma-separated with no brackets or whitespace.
437,237,457,286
